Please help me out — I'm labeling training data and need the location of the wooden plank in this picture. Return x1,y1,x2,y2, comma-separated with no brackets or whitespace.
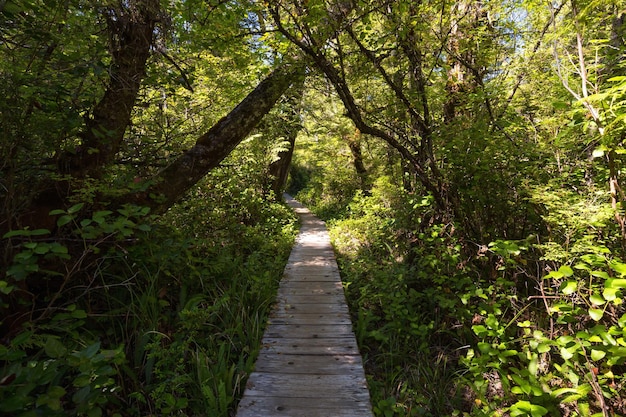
237,396,373,417
275,294,347,305
287,251,335,258
277,286,343,296
272,302,349,315
287,258,336,266
269,310,351,322
263,323,354,338
282,273,340,282
243,372,369,398
283,268,339,274
268,313,352,325
260,337,360,355
277,287,343,296
279,280,343,289
253,352,363,374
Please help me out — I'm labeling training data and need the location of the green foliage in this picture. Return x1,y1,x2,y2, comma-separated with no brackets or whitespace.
2,1,626,417
322,164,626,416
328,179,473,416
287,79,370,219
1,178,297,416
0,322,125,416
460,251,626,416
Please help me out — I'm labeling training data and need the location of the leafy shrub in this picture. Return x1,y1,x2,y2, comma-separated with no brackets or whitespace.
1,171,297,416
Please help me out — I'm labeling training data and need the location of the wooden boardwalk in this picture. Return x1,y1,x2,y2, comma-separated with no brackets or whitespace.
235,196,374,417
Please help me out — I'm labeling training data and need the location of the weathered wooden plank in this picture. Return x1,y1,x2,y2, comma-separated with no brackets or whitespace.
282,273,340,282
284,265,339,272
287,251,335,258
275,294,347,305
287,262,337,267
279,280,343,288
268,310,352,324
253,352,363,374
263,323,354,338
272,302,349,315
277,285,343,296
237,396,373,417
260,337,360,355
243,372,369,398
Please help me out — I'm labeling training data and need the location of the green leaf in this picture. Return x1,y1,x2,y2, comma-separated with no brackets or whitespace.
45,336,67,358
591,270,610,279
606,278,626,289
510,400,549,417
545,270,564,279
610,261,626,276
559,265,574,277
591,349,606,361
30,229,51,236
88,407,103,417
603,287,619,301
73,374,91,387
82,341,101,359
472,325,487,336
592,148,605,158
71,309,87,319
552,100,570,110
590,294,606,305
0,280,15,295
34,244,50,255
73,385,90,404
589,308,604,321
560,346,574,360
537,342,551,353
529,354,539,376
574,262,591,271
36,385,66,411
561,280,577,295
57,215,73,227
67,203,84,214
11,331,33,347
3,229,28,238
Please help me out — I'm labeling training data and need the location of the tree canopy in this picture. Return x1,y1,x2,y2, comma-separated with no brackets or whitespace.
1,0,626,415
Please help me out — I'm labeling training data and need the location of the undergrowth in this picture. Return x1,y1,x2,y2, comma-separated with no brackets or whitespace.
298,176,626,417
0,170,297,416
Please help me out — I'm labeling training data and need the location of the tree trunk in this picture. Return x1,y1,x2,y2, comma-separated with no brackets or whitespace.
16,0,159,231
136,62,306,211
57,0,160,178
345,128,368,192
268,134,297,199
268,68,306,199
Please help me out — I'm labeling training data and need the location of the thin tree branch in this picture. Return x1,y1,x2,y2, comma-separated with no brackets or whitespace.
157,48,194,93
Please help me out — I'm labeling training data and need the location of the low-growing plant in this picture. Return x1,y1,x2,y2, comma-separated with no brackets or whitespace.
1,169,298,416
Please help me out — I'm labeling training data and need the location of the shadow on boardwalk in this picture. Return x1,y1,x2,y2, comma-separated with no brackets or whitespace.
235,195,374,417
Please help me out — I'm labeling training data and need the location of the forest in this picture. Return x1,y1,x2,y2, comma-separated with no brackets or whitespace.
1,0,625,416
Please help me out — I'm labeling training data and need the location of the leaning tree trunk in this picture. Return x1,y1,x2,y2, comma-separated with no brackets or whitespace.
133,62,306,212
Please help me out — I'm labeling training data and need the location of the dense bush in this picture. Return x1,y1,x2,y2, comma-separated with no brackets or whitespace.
1,172,297,416
297,174,626,416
